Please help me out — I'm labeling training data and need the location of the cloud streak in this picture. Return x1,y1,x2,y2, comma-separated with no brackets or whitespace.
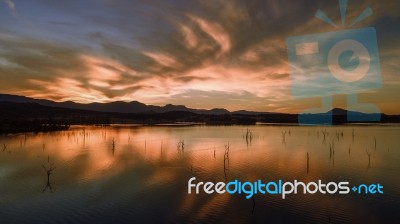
0,0,399,113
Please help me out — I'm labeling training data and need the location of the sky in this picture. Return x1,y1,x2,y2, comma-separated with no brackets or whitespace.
0,0,399,114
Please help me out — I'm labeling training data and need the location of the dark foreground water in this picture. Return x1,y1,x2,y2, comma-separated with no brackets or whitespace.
0,125,399,223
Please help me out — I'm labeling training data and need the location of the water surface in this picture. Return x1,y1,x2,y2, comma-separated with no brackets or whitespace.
0,125,399,223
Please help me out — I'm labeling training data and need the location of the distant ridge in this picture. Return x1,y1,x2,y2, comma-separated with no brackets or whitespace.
1,94,400,134
0,94,396,119
0,94,267,115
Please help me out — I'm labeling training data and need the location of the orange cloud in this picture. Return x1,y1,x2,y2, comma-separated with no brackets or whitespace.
189,15,231,55
143,51,181,68
180,24,198,49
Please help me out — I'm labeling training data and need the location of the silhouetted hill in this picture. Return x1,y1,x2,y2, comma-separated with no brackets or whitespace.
330,108,349,115
0,94,399,134
232,110,271,115
0,102,103,118
0,94,230,114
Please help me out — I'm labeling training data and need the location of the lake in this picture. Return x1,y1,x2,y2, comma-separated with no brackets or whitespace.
0,125,399,223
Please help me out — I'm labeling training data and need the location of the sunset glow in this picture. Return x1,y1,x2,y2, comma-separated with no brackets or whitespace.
0,0,399,114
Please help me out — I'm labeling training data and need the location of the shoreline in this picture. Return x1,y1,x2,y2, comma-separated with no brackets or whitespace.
2,122,400,136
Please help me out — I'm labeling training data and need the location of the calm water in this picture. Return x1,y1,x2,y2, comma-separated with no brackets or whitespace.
0,125,399,223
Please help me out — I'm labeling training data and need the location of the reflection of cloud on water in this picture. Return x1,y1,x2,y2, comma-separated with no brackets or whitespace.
0,125,399,222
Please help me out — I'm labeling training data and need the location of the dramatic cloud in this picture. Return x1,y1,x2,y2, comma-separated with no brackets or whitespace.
0,0,399,113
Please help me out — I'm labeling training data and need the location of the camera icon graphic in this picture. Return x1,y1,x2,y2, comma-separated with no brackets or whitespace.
286,1,382,125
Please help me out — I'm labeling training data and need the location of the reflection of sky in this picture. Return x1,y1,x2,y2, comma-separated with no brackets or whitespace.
0,0,399,113
0,126,399,222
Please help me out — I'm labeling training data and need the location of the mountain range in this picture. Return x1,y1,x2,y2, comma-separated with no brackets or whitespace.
0,94,269,115
1,93,399,133
1,93,399,118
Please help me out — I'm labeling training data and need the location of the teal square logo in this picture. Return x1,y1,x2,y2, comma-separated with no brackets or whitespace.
286,28,382,99
285,1,382,125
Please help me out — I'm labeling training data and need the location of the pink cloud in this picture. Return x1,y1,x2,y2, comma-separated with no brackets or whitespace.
189,15,231,55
